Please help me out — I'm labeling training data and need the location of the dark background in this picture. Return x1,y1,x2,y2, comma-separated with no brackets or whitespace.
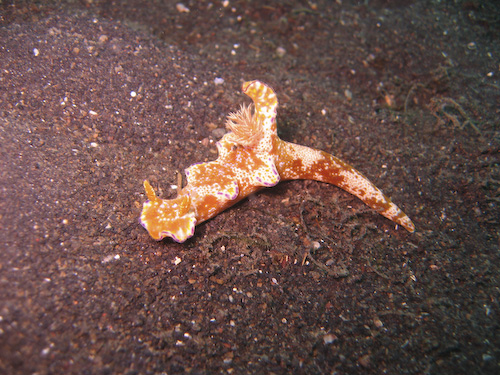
1,1,499,374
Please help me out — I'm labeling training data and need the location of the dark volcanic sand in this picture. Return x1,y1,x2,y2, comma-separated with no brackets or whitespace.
1,1,499,374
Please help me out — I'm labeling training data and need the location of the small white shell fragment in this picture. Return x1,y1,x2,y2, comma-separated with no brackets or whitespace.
214,77,224,85
344,89,352,101
33,48,40,56
102,254,120,263
276,46,286,57
323,333,337,344
176,3,190,13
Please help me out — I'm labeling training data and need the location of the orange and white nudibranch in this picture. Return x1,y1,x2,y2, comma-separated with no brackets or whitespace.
140,80,415,242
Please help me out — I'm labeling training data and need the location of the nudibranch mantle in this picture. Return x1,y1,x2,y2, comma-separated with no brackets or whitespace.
140,80,415,242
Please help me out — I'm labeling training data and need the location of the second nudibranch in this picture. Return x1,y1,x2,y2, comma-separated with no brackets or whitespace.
141,80,415,242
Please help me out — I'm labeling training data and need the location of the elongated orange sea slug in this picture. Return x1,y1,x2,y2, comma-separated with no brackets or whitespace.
140,80,415,242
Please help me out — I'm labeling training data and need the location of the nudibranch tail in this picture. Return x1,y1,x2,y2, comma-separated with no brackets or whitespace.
275,141,415,232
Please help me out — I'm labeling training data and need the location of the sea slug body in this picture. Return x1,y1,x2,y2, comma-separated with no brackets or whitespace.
140,80,415,242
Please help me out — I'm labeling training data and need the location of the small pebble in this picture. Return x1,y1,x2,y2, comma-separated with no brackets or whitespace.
212,128,227,139
98,35,108,44
373,317,384,328
358,354,371,368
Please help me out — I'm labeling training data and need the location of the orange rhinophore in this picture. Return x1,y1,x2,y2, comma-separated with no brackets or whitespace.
140,80,415,242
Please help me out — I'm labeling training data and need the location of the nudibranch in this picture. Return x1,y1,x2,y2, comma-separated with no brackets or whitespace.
140,80,415,242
